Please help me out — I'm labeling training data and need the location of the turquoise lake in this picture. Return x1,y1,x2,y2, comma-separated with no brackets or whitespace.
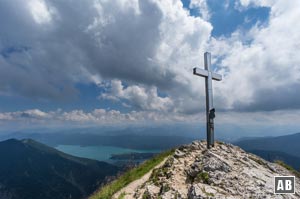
55,145,161,163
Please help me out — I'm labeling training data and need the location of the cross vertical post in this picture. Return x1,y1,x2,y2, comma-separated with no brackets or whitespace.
193,52,222,149
204,52,214,148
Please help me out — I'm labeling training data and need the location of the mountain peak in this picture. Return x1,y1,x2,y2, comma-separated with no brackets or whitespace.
117,141,300,198
21,138,36,143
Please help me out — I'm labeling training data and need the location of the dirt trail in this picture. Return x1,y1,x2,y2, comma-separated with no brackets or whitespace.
112,158,168,199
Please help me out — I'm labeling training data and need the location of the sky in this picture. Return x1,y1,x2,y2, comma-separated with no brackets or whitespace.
0,0,300,135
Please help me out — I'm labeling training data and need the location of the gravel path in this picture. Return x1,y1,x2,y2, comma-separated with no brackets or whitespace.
112,158,169,199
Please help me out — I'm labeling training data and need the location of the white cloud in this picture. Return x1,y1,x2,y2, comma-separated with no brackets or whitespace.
236,0,274,8
1,108,300,130
210,0,300,111
28,0,54,24
0,109,49,121
0,0,212,111
0,108,190,125
189,0,211,20
0,0,300,128
101,80,174,111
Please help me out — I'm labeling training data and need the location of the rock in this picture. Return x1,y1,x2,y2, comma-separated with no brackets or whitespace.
186,162,201,178
131,141,300,199
202,151,231,173
161,191,174,199
174,149,185,158
141,184,160,199
191,141,201,150
188,184,204,199
242,156,248,161
164,157,174,167
266,163,277,172
146,184,160,195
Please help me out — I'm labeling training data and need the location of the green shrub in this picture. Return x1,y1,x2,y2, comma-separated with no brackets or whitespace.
195,172,210,184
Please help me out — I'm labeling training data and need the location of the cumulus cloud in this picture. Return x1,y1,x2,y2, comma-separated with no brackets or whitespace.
2,108,300,130
210,0,300,111
0,108,195,125
0,0,211,110
0,0,299,128
101,80,174,111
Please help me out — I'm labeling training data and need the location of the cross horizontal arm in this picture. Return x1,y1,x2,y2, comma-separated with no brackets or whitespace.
212,72,222,81
193,67,208,77
193,67,222,81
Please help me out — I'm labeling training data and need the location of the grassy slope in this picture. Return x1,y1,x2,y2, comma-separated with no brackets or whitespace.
90,149,174,199
275,160,300,178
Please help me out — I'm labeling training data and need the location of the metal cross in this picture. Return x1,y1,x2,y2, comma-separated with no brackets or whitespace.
193,52,222,149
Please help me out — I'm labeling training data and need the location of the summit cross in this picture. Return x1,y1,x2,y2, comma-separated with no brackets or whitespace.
193,52,222,149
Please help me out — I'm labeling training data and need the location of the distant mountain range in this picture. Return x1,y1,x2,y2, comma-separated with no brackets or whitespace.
235,132,300,170
0,139,119,199
0,132,195,150
246,149,300,170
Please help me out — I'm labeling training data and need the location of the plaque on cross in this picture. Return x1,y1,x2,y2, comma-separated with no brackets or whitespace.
193,52,222,149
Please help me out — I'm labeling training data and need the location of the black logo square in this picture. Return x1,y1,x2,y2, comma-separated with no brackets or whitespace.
274,176,295,194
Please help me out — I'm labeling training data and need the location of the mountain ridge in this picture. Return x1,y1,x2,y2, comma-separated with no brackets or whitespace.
96,141,300,199
246,149,300,171
0,138,119,199
235,132,300,158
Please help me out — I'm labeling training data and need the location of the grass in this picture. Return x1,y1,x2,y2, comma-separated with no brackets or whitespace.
187,170,210,184
248,155,267,166
90,149,174,199
117,192,126,199
195,172,210,184
275,160,300,178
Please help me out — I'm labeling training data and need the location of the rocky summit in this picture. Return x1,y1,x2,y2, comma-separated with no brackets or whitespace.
119,141,300,199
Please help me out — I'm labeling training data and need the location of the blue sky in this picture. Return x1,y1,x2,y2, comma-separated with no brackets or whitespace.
182,0,270,37
0,0,300,135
